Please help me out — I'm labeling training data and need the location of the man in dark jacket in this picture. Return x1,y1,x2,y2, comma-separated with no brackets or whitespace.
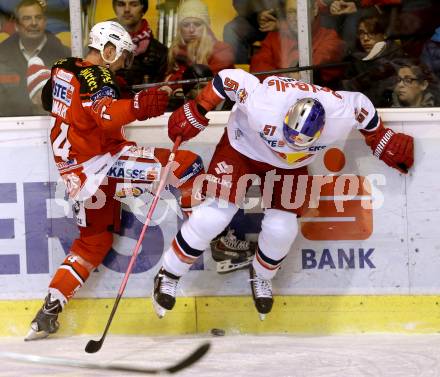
112,0,168,87
341,14,407,107
0,0,70,116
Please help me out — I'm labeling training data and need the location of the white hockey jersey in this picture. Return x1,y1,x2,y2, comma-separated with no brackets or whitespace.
212,69,380,169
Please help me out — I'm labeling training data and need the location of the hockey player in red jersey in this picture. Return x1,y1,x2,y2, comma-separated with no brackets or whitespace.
25,21,204,341
151,68,414,320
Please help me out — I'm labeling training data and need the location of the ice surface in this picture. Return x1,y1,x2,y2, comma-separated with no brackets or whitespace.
1,334,440,376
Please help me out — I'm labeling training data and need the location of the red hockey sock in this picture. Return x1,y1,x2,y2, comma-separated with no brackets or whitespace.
49,254,92,301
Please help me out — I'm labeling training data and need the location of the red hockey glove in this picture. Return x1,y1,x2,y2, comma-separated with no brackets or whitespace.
132,88,169,120
168,100,209,142
371,128,414,173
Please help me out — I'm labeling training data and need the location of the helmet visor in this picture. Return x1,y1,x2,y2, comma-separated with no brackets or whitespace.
283,123,321,150
283,98,325,150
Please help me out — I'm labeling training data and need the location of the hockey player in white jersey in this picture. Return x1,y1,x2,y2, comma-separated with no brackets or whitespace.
152,69,414,319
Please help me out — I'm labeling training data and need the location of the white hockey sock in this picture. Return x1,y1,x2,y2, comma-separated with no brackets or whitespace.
163,199,239,277
253,209,298,280
163,246,193,277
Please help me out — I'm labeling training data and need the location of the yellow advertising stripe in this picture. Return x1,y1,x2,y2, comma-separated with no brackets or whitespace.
1,296,440,337
196,296,440,334
0,298,196,337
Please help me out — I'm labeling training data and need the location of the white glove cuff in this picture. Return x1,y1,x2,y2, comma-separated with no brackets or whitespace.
374,129,394,158
183,103,206,130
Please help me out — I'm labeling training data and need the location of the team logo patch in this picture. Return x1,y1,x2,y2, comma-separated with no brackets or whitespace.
62,172,81,198
206,174,232,188
72,201,80,215
91,86,116,102
214,161,233,175
115,186,144,198
53,77,74,106
179,158,204,183
237,88,248,104
107,160,161,182
56,69,73,83
127,146,155,159
54,58,68,66
234,128,243,140
79,67,99,91
56,159,77,170
276,151,313,165
109,33,121,41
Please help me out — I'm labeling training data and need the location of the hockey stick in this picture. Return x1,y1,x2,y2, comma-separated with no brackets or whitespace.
0,343,210,374
130,61,349,90
85,136,184,354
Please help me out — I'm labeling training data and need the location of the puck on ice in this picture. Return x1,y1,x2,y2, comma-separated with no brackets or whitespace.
210,328,225,336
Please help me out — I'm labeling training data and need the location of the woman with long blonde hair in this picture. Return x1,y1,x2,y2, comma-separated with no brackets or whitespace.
165,0,234,91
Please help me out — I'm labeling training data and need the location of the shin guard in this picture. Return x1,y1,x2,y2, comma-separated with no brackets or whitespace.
49,253,94,301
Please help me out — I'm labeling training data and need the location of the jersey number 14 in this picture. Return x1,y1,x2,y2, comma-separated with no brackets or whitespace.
50,117,72,161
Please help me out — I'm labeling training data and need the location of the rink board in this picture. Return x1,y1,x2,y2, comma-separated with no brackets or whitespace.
2,296,440,336
0,111,439,336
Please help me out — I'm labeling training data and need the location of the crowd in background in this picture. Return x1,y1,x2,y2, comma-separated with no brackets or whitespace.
1,0,440,117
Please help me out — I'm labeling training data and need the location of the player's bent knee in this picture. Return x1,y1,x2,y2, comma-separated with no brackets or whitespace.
70,231,113,267
259,209,298,252
68,252,96,272
181,199,239,250
174,150,204,181
49,251,97,302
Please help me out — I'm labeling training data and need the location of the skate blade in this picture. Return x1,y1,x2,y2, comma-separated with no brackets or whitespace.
258,313,266,321
151,294,167,319
216,257,253,274
24,324,50,341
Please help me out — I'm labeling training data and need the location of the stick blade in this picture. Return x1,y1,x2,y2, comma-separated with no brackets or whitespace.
0,341,211,375
85,339,103,354
165,342,210,374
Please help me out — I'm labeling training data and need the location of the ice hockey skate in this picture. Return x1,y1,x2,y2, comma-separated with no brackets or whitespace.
25,294,62,341
249,264,273,321
152,268,180,318
211,229,256,273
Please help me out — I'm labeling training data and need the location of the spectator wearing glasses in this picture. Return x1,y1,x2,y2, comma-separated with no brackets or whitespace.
392,59,439,107
319,0,390,54
0,0,70,116
341,14,406,106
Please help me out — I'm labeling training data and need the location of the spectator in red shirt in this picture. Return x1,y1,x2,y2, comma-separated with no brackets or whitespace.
250,0,345,86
